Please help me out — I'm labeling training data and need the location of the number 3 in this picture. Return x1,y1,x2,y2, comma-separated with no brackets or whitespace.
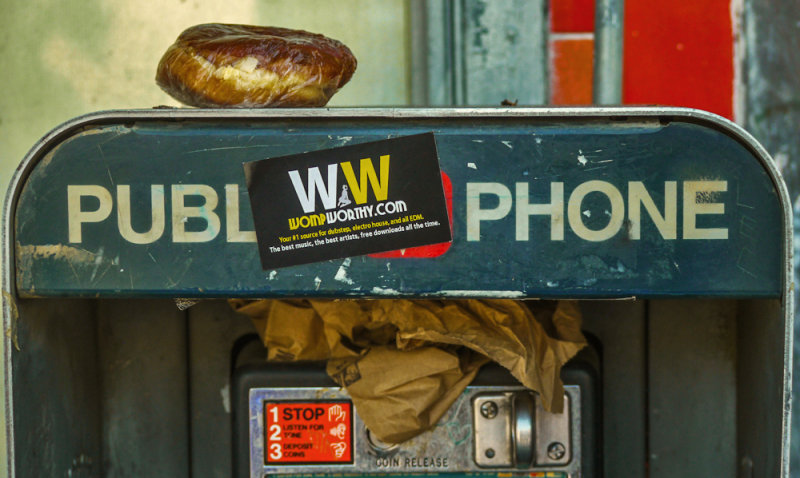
269,443,282,460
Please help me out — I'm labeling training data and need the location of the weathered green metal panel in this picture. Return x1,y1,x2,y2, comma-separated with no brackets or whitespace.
11,109,785,298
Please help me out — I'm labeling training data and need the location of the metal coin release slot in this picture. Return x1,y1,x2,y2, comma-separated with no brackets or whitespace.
512,392,535,468
365,428,400,456
473,391,571,469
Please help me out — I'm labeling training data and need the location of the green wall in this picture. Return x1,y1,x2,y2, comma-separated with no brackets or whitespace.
0,0,411,193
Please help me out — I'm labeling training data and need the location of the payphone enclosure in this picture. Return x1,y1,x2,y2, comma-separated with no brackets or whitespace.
1,107,793,477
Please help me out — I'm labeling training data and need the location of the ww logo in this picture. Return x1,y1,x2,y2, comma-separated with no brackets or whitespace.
288,155,390,213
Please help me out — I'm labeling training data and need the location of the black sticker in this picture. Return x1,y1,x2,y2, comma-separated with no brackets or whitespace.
244,133,452,270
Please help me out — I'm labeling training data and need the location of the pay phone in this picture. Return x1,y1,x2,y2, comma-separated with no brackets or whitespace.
2,108,792,477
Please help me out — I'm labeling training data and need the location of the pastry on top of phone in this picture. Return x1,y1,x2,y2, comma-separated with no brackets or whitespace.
156,23,357,108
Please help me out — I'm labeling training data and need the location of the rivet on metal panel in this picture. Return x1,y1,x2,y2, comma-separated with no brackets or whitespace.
547,442,567,461
481,400,499,419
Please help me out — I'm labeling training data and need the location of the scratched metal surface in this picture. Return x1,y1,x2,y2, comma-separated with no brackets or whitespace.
247,386,581,477
10,110,784,298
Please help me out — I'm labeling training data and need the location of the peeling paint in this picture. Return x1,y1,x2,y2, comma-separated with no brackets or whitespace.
501,140,513,149
612,261,627,273
334,258,354,284
17,243,98,263
371,286,401,295
2,291,20,351
467,162,478,169
89,246,105,282
425,290,526,298
16,244,107,294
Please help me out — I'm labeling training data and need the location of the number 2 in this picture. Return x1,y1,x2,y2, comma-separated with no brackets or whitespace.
269,424,281,441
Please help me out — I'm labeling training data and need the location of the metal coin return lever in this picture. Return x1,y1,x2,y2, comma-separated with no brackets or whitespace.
473,391,571,468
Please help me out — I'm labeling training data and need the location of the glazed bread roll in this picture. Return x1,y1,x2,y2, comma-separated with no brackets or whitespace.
156,23,357,108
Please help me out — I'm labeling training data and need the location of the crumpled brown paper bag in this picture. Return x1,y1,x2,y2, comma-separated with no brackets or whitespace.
229,299,585,444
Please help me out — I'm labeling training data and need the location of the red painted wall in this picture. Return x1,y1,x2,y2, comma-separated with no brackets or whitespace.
549,0,736,120
623,0,735,119
549,0,595,105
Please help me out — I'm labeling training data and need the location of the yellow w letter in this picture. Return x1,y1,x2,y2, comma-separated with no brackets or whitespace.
340,155,390,204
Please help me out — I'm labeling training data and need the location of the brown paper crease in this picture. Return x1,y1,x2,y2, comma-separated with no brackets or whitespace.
229,298,585,443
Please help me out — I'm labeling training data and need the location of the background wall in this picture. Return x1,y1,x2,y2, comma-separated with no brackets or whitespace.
0,0,411,194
